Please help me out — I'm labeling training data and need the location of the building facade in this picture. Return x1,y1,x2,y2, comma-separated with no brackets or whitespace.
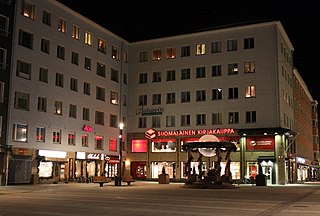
126,22,318,185
0,0,318,185
0,0,128,185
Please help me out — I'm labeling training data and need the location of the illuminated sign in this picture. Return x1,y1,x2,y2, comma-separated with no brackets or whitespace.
87,153,101,160
83,125,92,132
156,128,235,137
145,128,157,139
246,136,275,150
136,107,164,116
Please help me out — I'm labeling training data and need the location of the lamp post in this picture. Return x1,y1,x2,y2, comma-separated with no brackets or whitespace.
116,122,124,186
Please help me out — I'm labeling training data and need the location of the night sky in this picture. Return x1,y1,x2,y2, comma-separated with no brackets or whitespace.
57,1,319,102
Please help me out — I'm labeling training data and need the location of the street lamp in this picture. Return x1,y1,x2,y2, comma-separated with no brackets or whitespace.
116,122,124,186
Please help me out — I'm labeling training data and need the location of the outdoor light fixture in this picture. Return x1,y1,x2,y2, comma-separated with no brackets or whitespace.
115,122,124,186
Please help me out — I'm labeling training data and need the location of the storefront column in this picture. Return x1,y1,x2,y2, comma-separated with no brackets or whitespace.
275,135,286,185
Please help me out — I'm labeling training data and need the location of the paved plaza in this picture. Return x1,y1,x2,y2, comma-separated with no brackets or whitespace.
1,181,320,216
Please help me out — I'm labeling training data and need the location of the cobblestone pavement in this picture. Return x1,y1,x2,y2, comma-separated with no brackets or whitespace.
1,181,320,216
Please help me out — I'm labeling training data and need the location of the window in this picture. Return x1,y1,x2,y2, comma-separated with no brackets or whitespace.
166,93,175,104
83,82,90,95
109,114,118,127
132,140,148,152
123,52,128,63
166,70,175,81
22,1,35,19
57,18,66,33
68,132,75,145
52,129,61,144
244,37,254,49
212,113,222,125
82,133,88,147
228,63,238,75
95,111,104,125
152,49,162,61
152,116,161,128
123,73,127,84
246,111,256,123
42,10,51,26
70,78,78,92
211,41,221,53
196,114,206,125
139,51,148,62
12,123,27,142
112,46,119,60
196,90,206,102
212,89,222,100
0,81,4,103
138,95,147,106
111,68,119,82
19,29,33,49
54,101,62,115
244,61,255,73
212,65,222,77
196,67,206,78
152,72,161,82
39,67,48,83
0,48,7,69
166,47,176,59
0,14,9,37
84,57,91,70
181,114,190,126
57,45,65,60
181,68,190,80
196,43,206,55
41,38,50,54
97,62,106,77
14,91,29,110
96,86,105,101
83,107,90,121
98,38,106,53
71,51,79,65
16,60,31,79
166,115,175,127
181,91,190,103
139,73,148,84
227,39,237,51
109,138,117,151
110,91,118,105
245,85,256,98
37,97,47,112
85,31,92,45
72,25,80,40
95,135,103,150
55,73,64,87
228,87,239,99
228,112,239,124
36,127,45,142
69,104,77,118
152,94,161,105
138,117,147,128
181,46,190,57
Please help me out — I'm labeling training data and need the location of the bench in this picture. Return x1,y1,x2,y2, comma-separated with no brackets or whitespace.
122,175,135,185
92,176,111,187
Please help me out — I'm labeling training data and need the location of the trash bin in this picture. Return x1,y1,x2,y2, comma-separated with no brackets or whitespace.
114,176,120,186
255,174,267,186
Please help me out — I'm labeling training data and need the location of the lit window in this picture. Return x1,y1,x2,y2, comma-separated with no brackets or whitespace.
166,47,176,59
112,46,119,60
109,138,117,151
54,101,62,115
152,50,162,61
13,123,27,142
82,133,88,147
85,31,92,46
110,91,119,105
68,132,75,145
245,85,256,98
58,18,66,33
22,1,35,19
72,25,80,40
36,127,45,142
244,61,255,73
132,139,147,152
52,129,61,144
95,135,103,150
98,39,106,53
196,43,206,55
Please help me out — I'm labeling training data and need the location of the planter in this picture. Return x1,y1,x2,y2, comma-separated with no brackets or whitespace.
158,174,170,184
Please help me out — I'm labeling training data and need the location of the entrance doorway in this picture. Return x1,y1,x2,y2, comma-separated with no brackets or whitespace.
260,160,273,185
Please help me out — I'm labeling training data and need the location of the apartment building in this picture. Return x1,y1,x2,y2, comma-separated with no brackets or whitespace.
126,21,317,185
0,0,318,185
0,0,129,185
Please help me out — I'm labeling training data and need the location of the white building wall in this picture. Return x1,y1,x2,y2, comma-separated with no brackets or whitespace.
8,0,128,154
127,22,294,133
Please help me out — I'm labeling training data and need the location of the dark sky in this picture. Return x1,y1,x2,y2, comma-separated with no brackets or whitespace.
57,1,319,102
